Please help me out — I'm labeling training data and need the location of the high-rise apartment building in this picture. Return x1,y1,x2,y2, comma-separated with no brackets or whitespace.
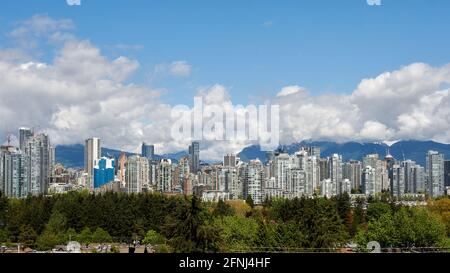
321,178,336,198
343,160,362,191
319,158,329,182
363,154,388,194
362,166,376,196
274,153,291,191
329,154,343,195
177,157,190,192
0,146,29,198
291,168,307,198
189,142,200,174
125,155,149,194
157,159,172,193
391,164,405,198
243,159,265,204
444,160,450,187
305,156,319,195
223,154,237,168
19,127,33,152
24,133,51,195
305,146,321,157
426,151,445,197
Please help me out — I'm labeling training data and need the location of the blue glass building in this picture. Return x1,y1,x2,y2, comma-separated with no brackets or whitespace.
94,157,115,188
141,143,155,160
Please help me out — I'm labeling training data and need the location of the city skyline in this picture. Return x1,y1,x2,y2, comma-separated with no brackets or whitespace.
2,126,449,201
1,1,450,161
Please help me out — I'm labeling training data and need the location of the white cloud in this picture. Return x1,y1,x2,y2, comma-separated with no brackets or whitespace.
359,121,393,141
169,61,192,77
67,0,81,6
276,85,307,97
9,14,75,48
273,63,450,145
150,60,193,81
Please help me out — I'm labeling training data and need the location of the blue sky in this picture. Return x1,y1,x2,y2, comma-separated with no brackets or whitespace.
1,0,450,106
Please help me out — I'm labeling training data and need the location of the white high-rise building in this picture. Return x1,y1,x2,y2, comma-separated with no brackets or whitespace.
321,178,336,198
391,164,405,198
0,146,30,198
343,160,362,191
177,157,190,193
363,154,388,194
19,127,33,152
329,154,343,195
274,153,291,192
305,156,319,195
291,168,306,197
362,166,376,196
341,179,352,195
402,160,426,194
244,159,265,204
24,133,51,195
125,155,149,194
413,165,426,194
218,167,240,199
84,138,101,179
426,151,445,197
157,159,172,193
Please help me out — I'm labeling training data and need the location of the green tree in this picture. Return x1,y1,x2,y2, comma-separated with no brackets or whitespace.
0,192,8,229
366,202,392,222
334,193,352,233
36,231,60,251
63,228,78,243
92,228,112,243
355,212,398,249
45,210,67,235
212,199,234,218
428,198,450,236
245,195,255,209
213,216,259,252
298,198,349,250
18,225,37,248
402,207,447,248
0,229,10,243
79,227,92,246
274,221,308,252
6,199,25,242
356,207,448,250
262,195,272,208
164,196,221,253
253,219,277,252
143,230,166,246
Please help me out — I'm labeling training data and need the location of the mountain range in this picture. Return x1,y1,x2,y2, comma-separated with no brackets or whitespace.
55,144,188,169
238,140,450,166
56,140,450,169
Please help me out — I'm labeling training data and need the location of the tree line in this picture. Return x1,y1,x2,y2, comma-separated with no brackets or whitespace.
0,191,449,252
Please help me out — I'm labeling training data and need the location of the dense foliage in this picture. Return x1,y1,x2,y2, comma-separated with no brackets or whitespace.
0,191,449,252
